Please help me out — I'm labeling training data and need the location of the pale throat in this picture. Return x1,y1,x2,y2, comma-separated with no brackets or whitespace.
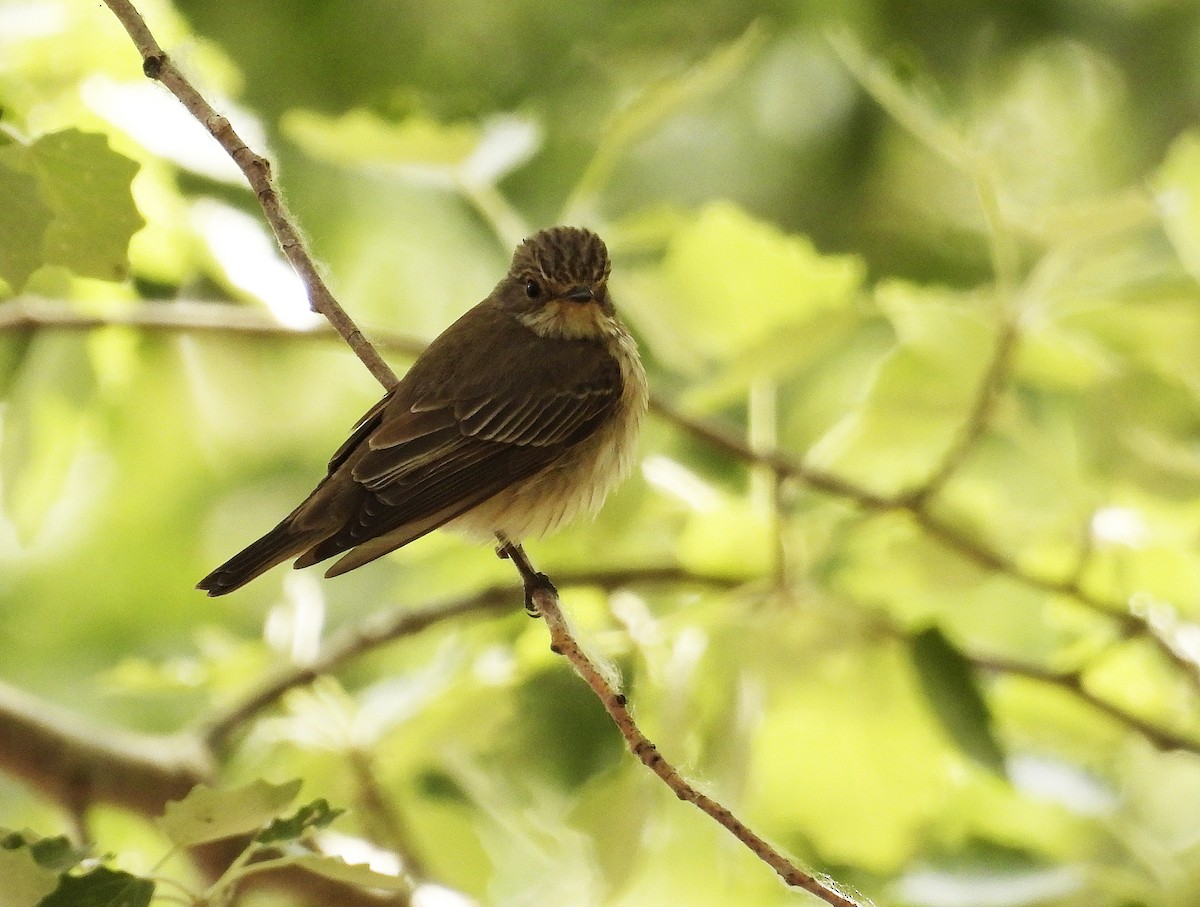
518,299,617,340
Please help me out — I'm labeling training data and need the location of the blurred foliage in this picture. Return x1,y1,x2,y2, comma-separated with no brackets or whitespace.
4,0,1200,905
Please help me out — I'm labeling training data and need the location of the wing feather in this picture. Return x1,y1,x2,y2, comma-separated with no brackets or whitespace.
295,303,624,566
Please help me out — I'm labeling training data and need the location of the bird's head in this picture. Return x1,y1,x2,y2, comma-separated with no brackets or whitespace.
500,226,617,340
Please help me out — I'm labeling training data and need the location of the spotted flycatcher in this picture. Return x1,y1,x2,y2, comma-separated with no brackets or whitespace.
198,226,647,595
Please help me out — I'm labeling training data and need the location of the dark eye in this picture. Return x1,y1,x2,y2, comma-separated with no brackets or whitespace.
525,279,541,299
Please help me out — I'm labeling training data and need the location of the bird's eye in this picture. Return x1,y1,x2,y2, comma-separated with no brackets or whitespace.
525,280,542,299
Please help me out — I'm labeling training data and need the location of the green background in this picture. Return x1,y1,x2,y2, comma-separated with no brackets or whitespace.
4,0,1200,903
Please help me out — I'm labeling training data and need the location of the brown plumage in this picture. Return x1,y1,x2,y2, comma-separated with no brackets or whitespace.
197,226,647,596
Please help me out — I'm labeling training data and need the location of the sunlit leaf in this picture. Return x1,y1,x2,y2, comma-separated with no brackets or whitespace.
0,152,52,288
0,130,145,286
1157,131,1200,284
658,201,865,362
157,779,303,847
283,109,479,171
288,854,412,890
0,847,58,907
807,280,996,493
747,637,956,872
676,496,773,580
1012,320,1113,391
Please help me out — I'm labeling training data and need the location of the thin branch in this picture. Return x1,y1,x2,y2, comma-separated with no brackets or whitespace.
201,587,512,749
971,655,1200,754
907,316,1021,506
100,0,399,391
201,566,732,750
0,297,428,357
497,541,870,907
651,395,1200,685
649,396,895,508
347,748,428,878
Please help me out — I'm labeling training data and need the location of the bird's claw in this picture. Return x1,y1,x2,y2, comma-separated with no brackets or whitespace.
524,572,556,617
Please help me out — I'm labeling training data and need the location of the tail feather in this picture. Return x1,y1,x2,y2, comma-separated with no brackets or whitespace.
197,520,318,597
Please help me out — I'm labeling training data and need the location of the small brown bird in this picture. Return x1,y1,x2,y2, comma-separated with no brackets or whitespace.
198,226,647,596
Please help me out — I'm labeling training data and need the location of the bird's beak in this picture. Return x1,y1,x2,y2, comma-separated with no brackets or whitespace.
562,285,595,303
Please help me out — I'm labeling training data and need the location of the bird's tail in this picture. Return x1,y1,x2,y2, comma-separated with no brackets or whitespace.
197,519,318,597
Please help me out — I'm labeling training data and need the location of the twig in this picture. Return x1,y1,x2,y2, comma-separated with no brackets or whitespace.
907,316,1020,506
497,540,869,907
100,0,398,391
201,587,513,749
650,395,1200,686
200,566,732,749
0,297,427,358
347,748,428,878
971,655,1200,754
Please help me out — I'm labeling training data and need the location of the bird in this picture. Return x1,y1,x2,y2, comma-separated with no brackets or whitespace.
197,226,647,596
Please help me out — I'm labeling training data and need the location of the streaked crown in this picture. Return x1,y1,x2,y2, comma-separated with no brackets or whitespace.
510,226,611,288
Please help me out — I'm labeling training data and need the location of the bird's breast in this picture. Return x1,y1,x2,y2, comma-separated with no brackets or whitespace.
448,324,648,542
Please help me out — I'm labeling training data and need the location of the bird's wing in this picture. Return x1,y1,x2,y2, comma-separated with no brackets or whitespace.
294,307,623,566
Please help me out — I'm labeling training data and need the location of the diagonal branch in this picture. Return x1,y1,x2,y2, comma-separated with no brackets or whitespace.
907,316,1021,506
91,0,870,902
497,540,871,907
649,396,1200,686
971,654,1200,754
100,0,398,391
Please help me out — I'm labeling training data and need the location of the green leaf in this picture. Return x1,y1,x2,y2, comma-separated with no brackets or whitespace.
1156,131,1200,284
282,109,480,170
677,495,773,580
4,130,144,285
0,847,58,907
255,798,345,844
0,831,89,874
157,779,303,847
32,131,144,280
39,867,153,907
24,838,90,875
288,854,412,891
807,280,995,494
658,202,865,362
1012,320,1113,391
747,636,958,872
911,628,1006,775
0,130,142,288
0,153,53,288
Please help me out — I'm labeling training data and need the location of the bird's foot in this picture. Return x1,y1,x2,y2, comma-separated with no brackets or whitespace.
523,572,556,617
